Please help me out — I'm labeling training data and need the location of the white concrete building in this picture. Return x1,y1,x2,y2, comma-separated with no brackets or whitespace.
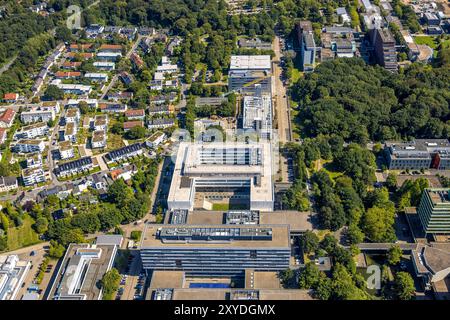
65,108,80,124
59,141,74,160
167,142,274,212
84,73,109,83
92,115,108,131
13,139,45,153
146,131,166,148
22,167,47,186
91,130,107,149
93,61,115,71
0,255,31,300
15,122,49,139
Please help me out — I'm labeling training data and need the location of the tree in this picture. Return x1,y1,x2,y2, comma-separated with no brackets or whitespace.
387,245,402,266
347,224,365,244
393,272,415,300
33,217,48,234
363,206,396,242
48,240,66,258
108,179,134,207
300,230,319,255
44,85,64,100
126,126,146,140
101,268,121,300
78,101,90,115
279,268,297,288
298,263,321,289
130,230,142,241
98,206,123,231
71,213,101,234
331,264,368,300
55,25,73,42
385,173,397,191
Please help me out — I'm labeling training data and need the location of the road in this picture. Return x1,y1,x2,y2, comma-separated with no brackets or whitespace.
0,55,18,76
100,35,144,100
272,35,292,144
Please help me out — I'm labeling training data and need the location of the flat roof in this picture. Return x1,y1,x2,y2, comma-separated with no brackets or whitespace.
141,223,290,249
185,210,312,232
230,55,271,71
167,142,273,209
48,243,117,300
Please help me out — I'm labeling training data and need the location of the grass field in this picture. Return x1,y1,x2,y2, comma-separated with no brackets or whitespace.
414,35,439,49
7,215,41,251
212,203,248,211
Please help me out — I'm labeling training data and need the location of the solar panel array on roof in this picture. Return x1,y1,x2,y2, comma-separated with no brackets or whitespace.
55,157,92,175
106,143,143,161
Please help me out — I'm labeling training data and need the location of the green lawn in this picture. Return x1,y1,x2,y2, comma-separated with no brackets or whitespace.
7,215,41,251
413,35,439,49
212,203,248,211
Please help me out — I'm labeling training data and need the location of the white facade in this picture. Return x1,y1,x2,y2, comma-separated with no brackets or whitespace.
15,122,49,139
167,142,274,212
14,140,45,153
20,107,56,124
146,131,166,148
0,255,31,300
22,168,46,186
85,73,109,82
93,62,115,71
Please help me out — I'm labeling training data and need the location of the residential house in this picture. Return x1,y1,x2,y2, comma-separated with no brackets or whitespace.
59,141,74,160
3,93,19,103
91,130,107,149
55,71,82,79
22,168,46,186
0,177,18,192
125,109,145,120
65,108,80,124
93,62,115,71
14,122,49,140
0,128,7,144
99,103,127,113
146,131,166,148
92,115,108,131
0,109,16,128
124,121,144,132
54,157,94,177
147,118,175,129
84,73,109,83
97,52,122,62
26,153,42,169
62,122,77,143
13,140,45,153
106,143,144,162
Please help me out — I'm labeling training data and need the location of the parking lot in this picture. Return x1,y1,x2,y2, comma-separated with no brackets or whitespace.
117,250,146,300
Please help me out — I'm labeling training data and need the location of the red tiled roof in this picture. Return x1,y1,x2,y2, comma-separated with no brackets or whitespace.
69,43,93,50
55,71,82,78
0,109,16,124
125,109,145,117
3,93,18,101
99,44,123,50
123,121,144,129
